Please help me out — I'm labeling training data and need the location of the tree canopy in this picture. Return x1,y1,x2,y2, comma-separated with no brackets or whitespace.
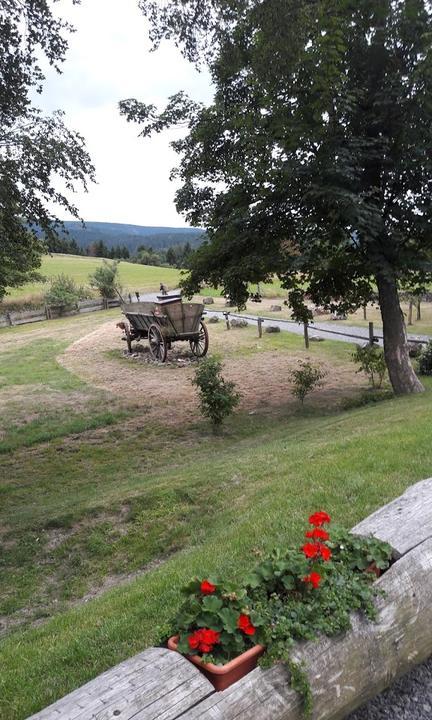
121,0,432,394
0,0,94,300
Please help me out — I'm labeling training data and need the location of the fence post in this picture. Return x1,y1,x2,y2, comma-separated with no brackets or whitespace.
363,304,367,320
257,317,263,338
6,311,13,327
368,321,375,346
303,322,309,349
223,311,231,330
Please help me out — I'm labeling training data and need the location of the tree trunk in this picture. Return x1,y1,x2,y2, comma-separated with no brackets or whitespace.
376,273,424,394
417,299,421,321
408,300,413,325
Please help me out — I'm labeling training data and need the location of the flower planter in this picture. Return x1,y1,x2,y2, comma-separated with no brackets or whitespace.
168,635,265,691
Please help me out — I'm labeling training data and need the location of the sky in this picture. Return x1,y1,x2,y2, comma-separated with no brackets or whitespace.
38,0,213,227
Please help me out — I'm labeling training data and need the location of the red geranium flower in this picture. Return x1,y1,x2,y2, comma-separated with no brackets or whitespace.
237,613,256,635
188,628,220,654
200,579,216,594
200,628,220,645
309,511,331,527
305,528,329,541
301,542,320,558
188,633,201,650
303,571,322,589
319,544,332,561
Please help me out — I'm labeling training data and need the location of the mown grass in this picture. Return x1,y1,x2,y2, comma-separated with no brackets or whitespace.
4,254,181,302
1,310,432,719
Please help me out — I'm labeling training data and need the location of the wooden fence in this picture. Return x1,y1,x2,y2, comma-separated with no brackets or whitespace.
27,477,432,720
0,298,121,329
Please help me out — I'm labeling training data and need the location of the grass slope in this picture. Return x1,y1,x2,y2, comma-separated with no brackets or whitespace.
5,254,181,300
1,312,431,719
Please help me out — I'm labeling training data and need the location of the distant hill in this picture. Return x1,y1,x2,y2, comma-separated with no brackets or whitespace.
46,221,205,254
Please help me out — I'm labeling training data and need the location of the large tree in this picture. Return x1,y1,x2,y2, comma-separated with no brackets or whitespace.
121,0,432,394
0,0,94,300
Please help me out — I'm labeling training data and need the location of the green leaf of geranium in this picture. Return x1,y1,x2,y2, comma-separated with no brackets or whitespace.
218,607,239,633
202,595,223,612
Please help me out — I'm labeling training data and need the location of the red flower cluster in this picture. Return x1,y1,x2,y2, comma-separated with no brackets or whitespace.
302,571,321,589
200,579,216,594
237,613,256,635
188,628,221,654
300,510,332,584
305,527,329,541
309,511,331,527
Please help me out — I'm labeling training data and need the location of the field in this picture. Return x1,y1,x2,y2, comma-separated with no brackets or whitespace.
1,296,432,719
3,254,181,304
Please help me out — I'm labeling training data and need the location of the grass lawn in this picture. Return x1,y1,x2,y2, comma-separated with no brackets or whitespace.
3,254,181,303
1,311,432,719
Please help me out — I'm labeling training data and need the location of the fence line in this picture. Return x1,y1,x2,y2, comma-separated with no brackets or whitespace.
211,310,428,346
0,298,121,329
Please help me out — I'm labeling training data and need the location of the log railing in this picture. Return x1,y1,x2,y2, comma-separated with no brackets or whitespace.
27,477,432,720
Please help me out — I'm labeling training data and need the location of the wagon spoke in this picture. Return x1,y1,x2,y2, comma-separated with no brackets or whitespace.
148,323,167,363
189,321,209,358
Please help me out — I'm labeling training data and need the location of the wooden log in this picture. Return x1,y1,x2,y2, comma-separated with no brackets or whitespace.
26,647,214,720
26,478,432,720
352,476,432,557
180,536,432,720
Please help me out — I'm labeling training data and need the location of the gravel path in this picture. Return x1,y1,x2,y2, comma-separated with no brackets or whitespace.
207,311,430,346
347,655,432,719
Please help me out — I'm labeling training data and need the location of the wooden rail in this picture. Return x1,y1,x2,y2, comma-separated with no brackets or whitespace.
27,477,432,720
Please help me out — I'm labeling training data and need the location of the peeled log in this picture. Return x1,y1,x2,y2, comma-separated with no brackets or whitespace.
27,478,432,720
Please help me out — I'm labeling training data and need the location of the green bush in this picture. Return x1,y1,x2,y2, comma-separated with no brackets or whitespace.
89,260,121,299
352,344,387,388
44,274,88,313
417,340,432,376
289,361,326,404
192,355,240,428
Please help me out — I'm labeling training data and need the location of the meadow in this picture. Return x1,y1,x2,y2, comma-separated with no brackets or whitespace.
1,302,432,719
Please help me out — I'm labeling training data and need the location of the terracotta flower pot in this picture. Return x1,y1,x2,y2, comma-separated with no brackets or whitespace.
168,635,265,692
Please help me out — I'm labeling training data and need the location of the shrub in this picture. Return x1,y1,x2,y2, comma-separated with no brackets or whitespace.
418,341,432,376
290,361,326,404
44,274,88,313
352,344,387,388
192,355,240,428
89,260,121,299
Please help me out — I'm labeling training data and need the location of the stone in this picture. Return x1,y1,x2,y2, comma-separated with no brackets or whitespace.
265,325,281,333
207,316,219,323
310,336,324,342
203,297,214,304
231,318,248,328
270,305,282,312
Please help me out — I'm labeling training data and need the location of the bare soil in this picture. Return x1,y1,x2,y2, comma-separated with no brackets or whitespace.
59,320,364,426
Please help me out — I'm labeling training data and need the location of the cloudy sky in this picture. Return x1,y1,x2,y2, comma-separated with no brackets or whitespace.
38,0,213,227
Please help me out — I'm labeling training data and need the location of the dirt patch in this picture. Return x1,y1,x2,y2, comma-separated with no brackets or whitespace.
59,320,364,426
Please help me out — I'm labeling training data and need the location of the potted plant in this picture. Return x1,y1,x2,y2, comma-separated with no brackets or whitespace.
168,512,392,707
168,577,265,691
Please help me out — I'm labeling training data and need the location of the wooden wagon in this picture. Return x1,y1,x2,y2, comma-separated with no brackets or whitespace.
118,294,209,362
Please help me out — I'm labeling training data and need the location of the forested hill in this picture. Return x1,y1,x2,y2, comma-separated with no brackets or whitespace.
49,221,205,254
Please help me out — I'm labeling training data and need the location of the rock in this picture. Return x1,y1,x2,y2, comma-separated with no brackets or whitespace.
231,318,248,328
207,316,219,323
408,342,424,358
270,305,282,312
203,297,214,304
310,336,324,342
265,325,281,333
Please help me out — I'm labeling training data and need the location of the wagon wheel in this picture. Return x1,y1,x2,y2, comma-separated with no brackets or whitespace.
148,323,167,362
189,321,209,358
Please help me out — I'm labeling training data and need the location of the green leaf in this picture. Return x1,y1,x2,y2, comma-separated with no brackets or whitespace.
218,607,239,634
202,595,223,612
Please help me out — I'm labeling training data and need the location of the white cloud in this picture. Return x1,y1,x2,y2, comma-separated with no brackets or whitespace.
37,0,213,226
